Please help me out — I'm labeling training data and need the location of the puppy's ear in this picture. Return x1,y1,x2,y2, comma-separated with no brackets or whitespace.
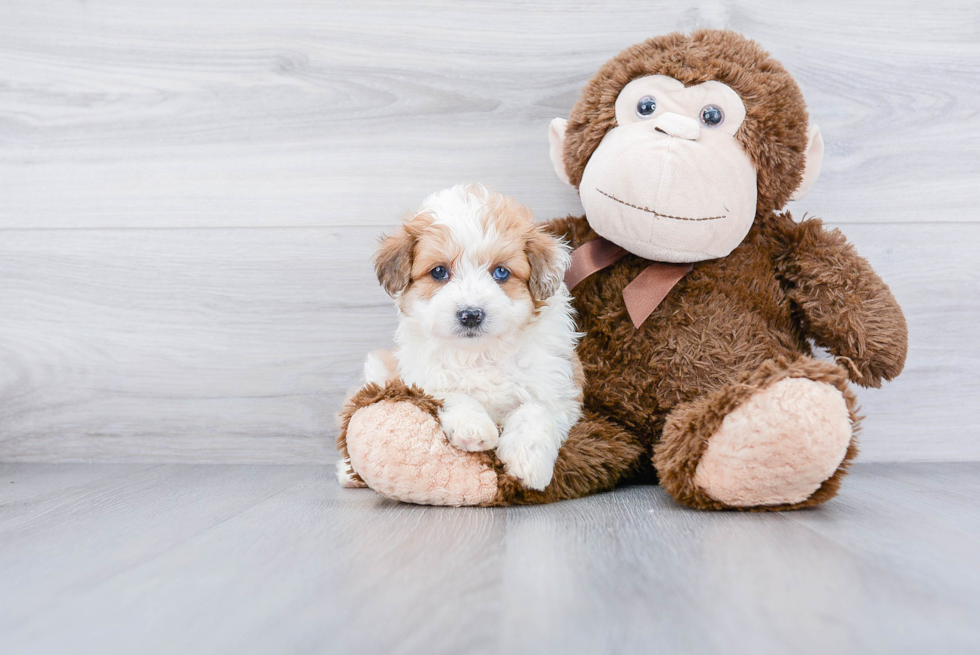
526,227,571,302
374,226,414,297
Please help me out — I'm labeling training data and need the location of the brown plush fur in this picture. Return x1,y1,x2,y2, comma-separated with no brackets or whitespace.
514,205,904,509
772,218,908,387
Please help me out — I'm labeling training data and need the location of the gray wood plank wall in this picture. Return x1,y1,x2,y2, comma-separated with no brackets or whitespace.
1,0,978,463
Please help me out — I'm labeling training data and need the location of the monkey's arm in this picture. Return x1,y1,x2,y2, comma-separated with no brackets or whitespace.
776,216,908,388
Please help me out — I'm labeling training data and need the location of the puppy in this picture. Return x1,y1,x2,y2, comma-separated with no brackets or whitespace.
347,184,583,491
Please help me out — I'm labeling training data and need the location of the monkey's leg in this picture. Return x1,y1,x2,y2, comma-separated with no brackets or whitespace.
340,381,645,506
653,357,860,511
338,381,499,506
492,411,646,505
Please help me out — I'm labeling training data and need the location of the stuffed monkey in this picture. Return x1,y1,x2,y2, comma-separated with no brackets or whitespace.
338,30,908,510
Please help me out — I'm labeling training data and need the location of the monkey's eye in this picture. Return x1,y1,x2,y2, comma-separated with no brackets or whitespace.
700,105,724,127
635,95,657,118
492,266,511,282
430,266,450,281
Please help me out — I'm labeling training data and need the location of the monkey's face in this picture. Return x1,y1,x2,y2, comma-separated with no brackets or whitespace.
578,75,758,263
550,32,825,262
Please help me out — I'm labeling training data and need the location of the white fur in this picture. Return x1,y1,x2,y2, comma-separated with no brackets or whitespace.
363,350,397,386
369,184,582,490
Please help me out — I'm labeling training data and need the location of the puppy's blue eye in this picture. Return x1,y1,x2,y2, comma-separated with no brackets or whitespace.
492,266,510,282
636,95,657,118
430,266,450,281
700,105,724,127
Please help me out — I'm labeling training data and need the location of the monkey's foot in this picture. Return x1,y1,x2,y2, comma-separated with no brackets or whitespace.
694,377,851,506
341,386,498,506
655,358,859,510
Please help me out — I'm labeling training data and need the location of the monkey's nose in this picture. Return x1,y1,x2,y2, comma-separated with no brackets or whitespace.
457,307,485,328
652,112,701,140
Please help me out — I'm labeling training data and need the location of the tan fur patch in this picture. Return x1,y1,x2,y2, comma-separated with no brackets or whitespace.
481,195,565,309
373,227,414,297
410,220,457,280
386,216,452,308
391,188,566,313
478,221,534,303
525,226,565,303
571,355,586,403
477,190,568,306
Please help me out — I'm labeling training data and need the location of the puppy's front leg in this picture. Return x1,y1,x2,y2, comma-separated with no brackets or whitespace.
435,392,499,452
497,403,561,491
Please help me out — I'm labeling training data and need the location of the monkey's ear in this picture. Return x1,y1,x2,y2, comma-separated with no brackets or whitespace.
373,227,414,297
790,124,824,201
549,117,572,186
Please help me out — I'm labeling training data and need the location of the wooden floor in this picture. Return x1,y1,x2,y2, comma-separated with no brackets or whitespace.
1,462,977,654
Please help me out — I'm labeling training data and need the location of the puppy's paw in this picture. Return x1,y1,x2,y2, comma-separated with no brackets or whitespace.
498,404,561,490
440,406,499,452
496,439,556,491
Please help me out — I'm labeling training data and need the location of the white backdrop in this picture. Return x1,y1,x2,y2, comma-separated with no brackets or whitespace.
1,0,977,463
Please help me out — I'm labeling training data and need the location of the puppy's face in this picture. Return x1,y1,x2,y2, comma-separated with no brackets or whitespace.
375,185,569,346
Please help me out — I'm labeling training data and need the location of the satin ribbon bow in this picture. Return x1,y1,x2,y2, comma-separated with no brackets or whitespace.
563,237,693,328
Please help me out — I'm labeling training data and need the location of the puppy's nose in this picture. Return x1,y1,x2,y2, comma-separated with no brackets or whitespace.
457,307,485,328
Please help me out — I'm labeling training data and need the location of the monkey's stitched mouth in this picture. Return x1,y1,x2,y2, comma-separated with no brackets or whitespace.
596,189,726,222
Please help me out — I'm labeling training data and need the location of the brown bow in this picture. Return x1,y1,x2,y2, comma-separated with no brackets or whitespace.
563,237,693,328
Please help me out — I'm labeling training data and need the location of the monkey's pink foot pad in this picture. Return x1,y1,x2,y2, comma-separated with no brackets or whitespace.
695,378,852,507
345,400,499,506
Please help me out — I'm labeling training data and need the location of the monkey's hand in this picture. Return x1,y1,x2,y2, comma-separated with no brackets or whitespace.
776,216,908,388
